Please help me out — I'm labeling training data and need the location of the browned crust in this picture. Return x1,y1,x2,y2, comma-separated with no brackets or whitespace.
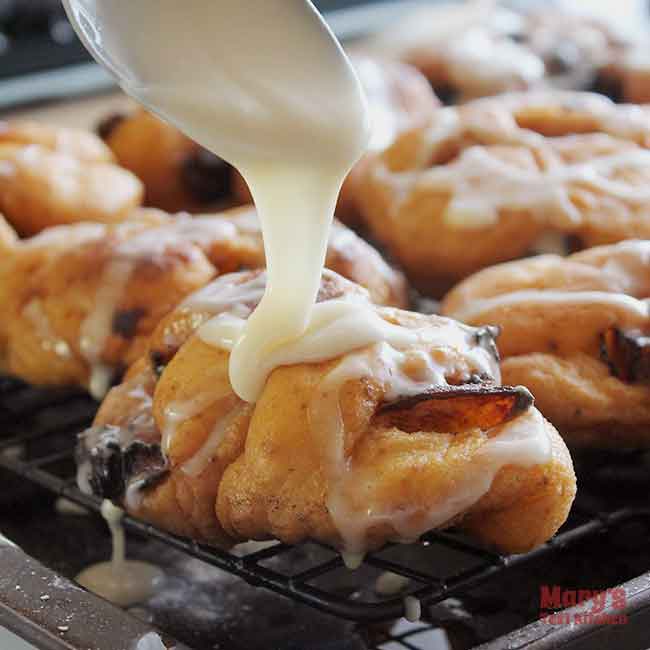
374,384,533,433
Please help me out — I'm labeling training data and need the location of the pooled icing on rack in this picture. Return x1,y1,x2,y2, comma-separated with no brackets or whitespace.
76,500,163,607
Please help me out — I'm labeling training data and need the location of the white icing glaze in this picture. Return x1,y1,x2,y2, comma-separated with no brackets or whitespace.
369,0,523,61
313,342,548,551
161,389,229,455
79,258,133,398
198,284,498,401
375,571,411,596
623,47,650,72
19,221,106,250
445,28,544,96
22,299,72,359
181,401,247,477
403,596,422,622
341,552,365,570
182,271,266,316
54,497,89,516
76,500,163,607
429,147,650,229
452,289,650,324
115,214,237,261
134,632,168,650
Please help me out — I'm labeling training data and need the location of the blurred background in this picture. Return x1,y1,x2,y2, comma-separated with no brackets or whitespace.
0,0,648,109
0,0,395,109
0,0,384,81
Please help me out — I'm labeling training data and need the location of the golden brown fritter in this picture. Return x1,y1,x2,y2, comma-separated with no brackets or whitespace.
98,108,250,213
442,239,650,447
0,208,407,395
78,270,575,553
0,122,143,235
1,211,215,396
358,90,650,296
0,120,115,162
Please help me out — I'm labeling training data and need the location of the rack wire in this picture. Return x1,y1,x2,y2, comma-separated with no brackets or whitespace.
1,376,649,633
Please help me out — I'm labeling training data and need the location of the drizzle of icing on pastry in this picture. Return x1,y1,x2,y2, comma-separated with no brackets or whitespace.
307,341,548,553
181,402,247,477
451,289,650,325
195,272,498,400
160,387,231,455
375,91,650,229
79,258,134,399
74,215,245,399
369,1,524,63
424,146,650,229
76,500,163,607
22,299,72,359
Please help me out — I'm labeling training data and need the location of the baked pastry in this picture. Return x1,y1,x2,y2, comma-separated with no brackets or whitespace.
367,1,628,103
0,121,143,235
0,208,407,397
336,54,438,226
441,239,650,448
358,90,650,296
77,269,575,553
97,109,251,213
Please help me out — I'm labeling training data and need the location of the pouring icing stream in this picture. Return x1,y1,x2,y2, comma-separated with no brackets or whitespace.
63,0,370,402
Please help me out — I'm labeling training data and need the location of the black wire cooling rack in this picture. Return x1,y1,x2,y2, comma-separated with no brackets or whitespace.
1,375,650,629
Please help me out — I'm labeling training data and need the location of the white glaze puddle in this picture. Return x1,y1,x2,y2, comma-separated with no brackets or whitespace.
76,501,163,607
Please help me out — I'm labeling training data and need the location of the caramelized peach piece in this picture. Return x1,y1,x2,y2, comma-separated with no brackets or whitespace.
375,384,533,433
